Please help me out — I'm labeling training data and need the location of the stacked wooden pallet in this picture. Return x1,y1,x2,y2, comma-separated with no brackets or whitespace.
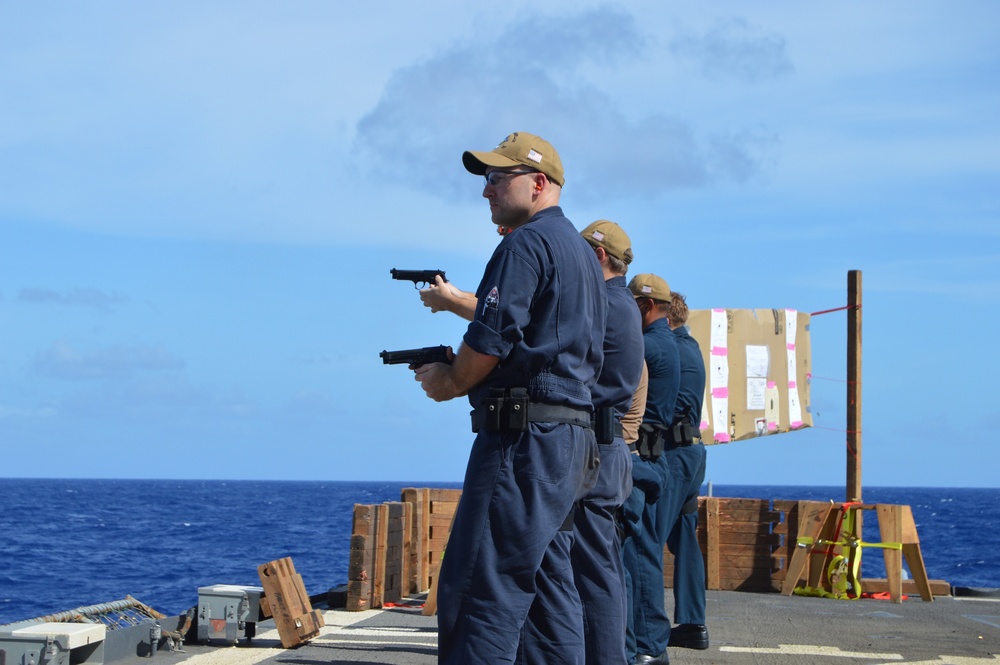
347,488,459,611
346,490,946,611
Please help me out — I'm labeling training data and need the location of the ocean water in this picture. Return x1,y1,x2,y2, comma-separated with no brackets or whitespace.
0,479,997,626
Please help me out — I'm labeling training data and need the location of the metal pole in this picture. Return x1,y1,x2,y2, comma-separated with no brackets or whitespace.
846,270,863,502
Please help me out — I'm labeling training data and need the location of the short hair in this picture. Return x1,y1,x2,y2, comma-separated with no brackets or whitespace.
638,296,670,314
606,253,629,276
668,291,689,326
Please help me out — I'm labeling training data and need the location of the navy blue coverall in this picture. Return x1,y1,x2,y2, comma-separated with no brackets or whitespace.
660,324,707,627
521,273,644,664
623,317,679,661
436,206,607,665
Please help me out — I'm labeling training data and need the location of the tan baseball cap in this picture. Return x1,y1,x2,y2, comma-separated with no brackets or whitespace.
628,273,671,302
463,132,565,186
581,220,633,265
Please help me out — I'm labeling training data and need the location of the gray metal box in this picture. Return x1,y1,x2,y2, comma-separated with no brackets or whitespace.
0,623,105,665
195,584,264,644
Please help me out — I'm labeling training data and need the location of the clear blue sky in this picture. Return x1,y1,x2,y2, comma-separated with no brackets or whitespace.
2,2,997,489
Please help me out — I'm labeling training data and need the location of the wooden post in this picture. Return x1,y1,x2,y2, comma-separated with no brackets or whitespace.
346,504,377,611
704,498,720,590
846,270,863,503
875,504,934,602
383,502,410,604
421,509,456,617
402,488,429,594
373,503,389,607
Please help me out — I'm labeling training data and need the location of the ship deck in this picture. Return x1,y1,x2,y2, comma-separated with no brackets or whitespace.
146,589,998,664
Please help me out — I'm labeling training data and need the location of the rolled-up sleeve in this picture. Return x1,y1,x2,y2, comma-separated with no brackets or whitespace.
463,243,539,360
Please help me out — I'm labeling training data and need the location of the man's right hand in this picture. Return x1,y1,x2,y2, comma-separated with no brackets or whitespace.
414,344,498,402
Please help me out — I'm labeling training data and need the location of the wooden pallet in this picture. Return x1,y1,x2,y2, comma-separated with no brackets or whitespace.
345,490,947,613
257,557,325,648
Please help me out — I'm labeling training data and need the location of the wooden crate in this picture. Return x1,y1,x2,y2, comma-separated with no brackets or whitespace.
425,489,461,591
383,502,412,604
257,557,324,648
346,502,412,609
346,504,378,611
663,497,947,597
347,489,945,610
401,488,429,594
663,497,785,592
345,488,460,612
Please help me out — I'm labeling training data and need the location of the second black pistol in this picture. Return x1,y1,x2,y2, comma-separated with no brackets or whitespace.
379,345,452,367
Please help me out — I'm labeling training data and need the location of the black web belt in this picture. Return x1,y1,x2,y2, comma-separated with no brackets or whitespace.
471,388,592,433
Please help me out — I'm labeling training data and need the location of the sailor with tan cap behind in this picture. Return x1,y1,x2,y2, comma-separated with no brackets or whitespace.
414,132,607,664
661,290,709,654
520,219,645,664
623,273,680,664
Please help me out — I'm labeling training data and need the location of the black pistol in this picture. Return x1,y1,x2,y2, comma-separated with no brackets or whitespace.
390,268,447,288
379,345,452,367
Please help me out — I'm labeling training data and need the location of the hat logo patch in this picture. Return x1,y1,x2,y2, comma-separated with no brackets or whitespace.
591,231,605,241
526,149,543,164
497,132,518,149
642,286,652,294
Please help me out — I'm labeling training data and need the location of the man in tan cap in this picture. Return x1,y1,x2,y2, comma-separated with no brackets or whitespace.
571,221,645,664
520,219,645,665
416,132,564,318
416,219,647,664
417,131,566,317
623,273,680,665
414,132,607,664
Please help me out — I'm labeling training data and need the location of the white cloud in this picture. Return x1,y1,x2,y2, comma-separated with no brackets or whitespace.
18,287,129,311
33,340,184,380
669,17,794,83
0,406,56,419
355,6,777,203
